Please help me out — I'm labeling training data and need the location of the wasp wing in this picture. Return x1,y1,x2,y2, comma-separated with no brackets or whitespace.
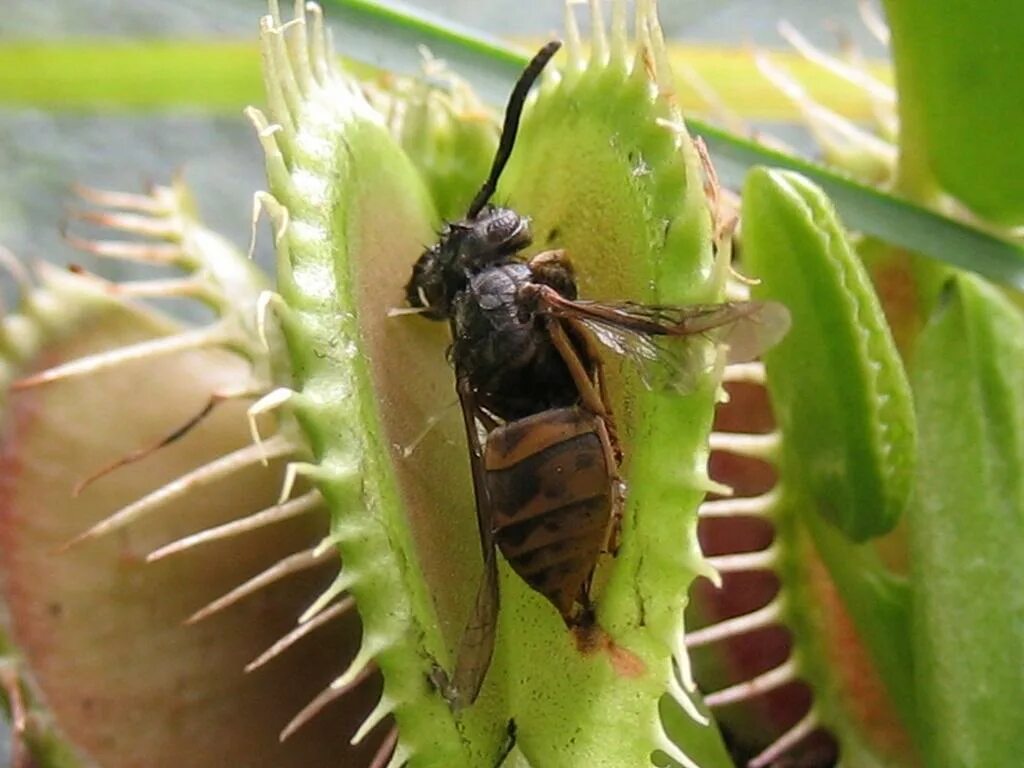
442,374,500,709
533,286,790,393
447,545,500,708
576,317,712,394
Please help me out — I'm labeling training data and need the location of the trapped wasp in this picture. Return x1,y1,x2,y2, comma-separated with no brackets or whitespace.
404,40,790,707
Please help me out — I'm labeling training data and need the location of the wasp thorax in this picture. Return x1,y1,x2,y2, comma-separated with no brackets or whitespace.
406,209,533,321
526,250,577,300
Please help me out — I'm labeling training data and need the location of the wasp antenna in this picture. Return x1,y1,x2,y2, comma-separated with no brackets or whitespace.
72,394,222,497
465,40,562,219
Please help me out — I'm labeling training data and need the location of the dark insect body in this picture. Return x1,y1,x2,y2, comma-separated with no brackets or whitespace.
404,41,790,709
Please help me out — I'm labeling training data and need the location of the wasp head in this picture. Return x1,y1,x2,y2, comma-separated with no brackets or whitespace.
404,40,561,323
455,205,532,266
405,206,532,320
405,241,451,320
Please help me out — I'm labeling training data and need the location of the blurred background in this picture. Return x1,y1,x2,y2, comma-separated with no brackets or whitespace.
0,0,881,762
0,0,882,289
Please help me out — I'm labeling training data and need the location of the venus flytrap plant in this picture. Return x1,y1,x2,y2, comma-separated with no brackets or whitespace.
0,182,382,767
15,180,270,401
703,10,1024,763
684,167,920,767
247,4,494,765
909,274,1024,768
752,21,1024,764
684,6,1024,765
244,0,751,765
476,2,735,763
365,58,500,221
0,263,138,768
744,168,916,759
743,170,915,544
2,2,1021,767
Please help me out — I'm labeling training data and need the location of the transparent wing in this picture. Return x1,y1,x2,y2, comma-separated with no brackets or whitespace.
447,547,499,709
575,316,717,394
573,318,677,392
534,287,791,394
440,374,500,709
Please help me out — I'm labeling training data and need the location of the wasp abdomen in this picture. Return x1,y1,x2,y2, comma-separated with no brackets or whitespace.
484,407,613,620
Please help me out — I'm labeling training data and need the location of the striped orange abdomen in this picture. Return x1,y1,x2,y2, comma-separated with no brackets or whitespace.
483,407,613,620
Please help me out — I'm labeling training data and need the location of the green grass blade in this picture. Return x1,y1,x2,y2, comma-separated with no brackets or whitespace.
321,0,529,97
0,39,889,121
321,0,1024,290
697,123,1024,291
3,1,1022,289
0,43,261,110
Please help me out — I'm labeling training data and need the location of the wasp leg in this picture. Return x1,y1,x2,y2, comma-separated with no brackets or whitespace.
576,415,625,628
594,416,624,558
73,387,254,496
545,317,608,418
526,249,577,299
566,318,623,463
547,317,625,557
493,718,518,767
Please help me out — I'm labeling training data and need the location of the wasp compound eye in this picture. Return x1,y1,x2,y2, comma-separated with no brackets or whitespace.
459,208,532,267
405,246,452,320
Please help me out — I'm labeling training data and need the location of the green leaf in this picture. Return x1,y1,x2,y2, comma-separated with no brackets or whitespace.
741,167,922,758
495,16,732,765
251,11,516,764
883,0,1024,224
365,70,499,221
742,167,916,541
252,3,737,765
0,266,358,768
909,273,1024,768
